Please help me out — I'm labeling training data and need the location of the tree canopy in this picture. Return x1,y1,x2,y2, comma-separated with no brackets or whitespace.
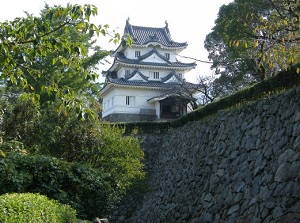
205,0,299,85
0,4,122,116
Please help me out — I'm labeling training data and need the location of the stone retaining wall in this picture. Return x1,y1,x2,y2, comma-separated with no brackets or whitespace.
113,86,300,223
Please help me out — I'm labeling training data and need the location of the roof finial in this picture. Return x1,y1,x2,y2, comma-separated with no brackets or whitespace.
126,17,130,25
165,20,168,28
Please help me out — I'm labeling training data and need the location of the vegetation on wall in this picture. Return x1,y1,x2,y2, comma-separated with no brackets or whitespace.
123,67,300,133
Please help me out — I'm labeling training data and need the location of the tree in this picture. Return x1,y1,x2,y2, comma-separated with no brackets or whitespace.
0,4,121,115
192,75,241,107
204,0,299,86
21,5,110,109
170,82,202,110
0,95,145,193
0,4,144,212
195,76,219,106
249,0,300,71
33,105,145,191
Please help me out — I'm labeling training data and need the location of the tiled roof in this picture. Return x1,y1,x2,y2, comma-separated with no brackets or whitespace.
101,73,202,94
124,19,187,48
114,51,196,69
109,78,180,89
147,91,182,103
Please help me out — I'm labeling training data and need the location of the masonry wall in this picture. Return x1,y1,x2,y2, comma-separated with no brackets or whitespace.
103,113,157,122
112,86,300,223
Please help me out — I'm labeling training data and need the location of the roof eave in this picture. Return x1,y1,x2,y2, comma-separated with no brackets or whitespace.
101,82,170,91
116,61,196,70
112,44,128,56
132,43,187,50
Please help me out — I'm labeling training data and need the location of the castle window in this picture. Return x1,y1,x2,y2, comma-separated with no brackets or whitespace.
154,72,160,79
165,53,170,60
126,96,135,105
135,51,140,57
178,73,183,78
125,70,130,76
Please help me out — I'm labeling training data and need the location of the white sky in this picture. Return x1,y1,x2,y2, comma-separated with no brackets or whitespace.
0,0,233,83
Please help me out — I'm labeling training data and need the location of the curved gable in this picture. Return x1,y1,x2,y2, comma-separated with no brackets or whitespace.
139,48,169,64
125,70,148,82
162,72,183,84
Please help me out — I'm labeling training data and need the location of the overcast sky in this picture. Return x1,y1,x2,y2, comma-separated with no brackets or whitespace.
0,0,233,82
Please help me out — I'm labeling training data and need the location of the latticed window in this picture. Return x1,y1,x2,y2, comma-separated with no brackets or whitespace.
135,51,140,57
154,72,159,79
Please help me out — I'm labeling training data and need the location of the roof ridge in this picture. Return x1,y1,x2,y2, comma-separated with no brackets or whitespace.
124,19,187,48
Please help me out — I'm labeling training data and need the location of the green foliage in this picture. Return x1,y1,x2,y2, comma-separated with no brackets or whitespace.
30,108,145,192
0,93,39,149
0,153,118,220
1,92,145,194
118,122,171,135
0,4,122,114
205,0,300,88
0,192,76,223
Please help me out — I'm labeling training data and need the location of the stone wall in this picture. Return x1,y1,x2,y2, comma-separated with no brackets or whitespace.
103,113,157,122
113,86,300,223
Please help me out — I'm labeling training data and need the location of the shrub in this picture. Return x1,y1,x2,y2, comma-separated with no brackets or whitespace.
1,101,145,196
0,193,76,222
0,153,118,220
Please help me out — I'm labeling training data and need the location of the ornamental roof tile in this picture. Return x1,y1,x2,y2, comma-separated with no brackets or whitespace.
124,19,187,48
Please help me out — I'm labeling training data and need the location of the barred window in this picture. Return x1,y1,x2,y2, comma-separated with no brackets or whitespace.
165,53,170,60
154,72,159,79
126,96,135,105
135,51,140,57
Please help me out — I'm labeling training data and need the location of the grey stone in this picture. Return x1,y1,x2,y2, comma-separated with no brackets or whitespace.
279,213,300,223
289,161,300,179
293,135,300,150
269,102,279,115
227,204,240,215
292,122,300,136
204,212,213,223
114,86,300,223
274,163,290,182
272,206,283,219
245,137,256,151
278,148,295,164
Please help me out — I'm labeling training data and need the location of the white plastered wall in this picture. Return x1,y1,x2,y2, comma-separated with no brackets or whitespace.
102,86,164,118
